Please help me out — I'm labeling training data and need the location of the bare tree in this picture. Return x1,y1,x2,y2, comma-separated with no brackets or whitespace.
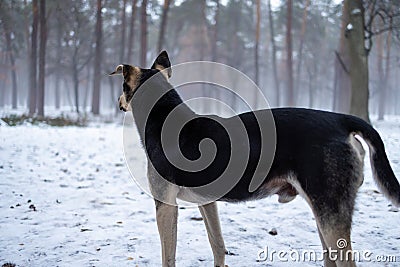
140,0,148,66
127,0,138,63
29,0,39,115
157,0,171,52
211,0,219,62
333,0,351,113
37,0,47,117
120,0,127,63
54,4,63,110
286,0,294,106
378,14,392,120
295,0,310,101
0,2,18,109
254,0,261,87
211,0,220,113
267,0,280,106
92,0,103,115
346,0,370,123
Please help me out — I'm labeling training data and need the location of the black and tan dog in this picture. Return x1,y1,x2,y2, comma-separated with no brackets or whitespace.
110,51,400,267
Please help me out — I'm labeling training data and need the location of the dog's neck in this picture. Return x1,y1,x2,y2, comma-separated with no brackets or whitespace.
130,75,195,145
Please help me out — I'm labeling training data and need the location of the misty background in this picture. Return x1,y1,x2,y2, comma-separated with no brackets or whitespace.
0,0,400,122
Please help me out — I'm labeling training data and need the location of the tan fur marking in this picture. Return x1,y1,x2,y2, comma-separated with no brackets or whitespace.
125,66,141,91
154,63,170,80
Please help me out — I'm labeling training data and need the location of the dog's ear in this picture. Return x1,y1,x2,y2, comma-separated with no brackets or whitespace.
151,51,172,78
109,64,135,79
109,65,124,76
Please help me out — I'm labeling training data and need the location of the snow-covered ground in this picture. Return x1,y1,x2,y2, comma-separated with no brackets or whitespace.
0,116,399,267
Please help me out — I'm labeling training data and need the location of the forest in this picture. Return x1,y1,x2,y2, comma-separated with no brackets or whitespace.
1,0,400,122
2,1,400,266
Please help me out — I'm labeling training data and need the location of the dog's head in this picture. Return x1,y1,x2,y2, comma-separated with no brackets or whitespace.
110,51,172,112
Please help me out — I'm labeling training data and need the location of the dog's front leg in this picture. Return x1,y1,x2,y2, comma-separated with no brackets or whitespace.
156,200,178,267
199,202,226,267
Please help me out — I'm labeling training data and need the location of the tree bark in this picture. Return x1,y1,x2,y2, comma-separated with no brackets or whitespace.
29,0,39,115
120,0,127,62
346,0,370,123
211,0,220,113
55,7,62,109
286,0,294,106
73,71,80,114
211,0,219,62
157,0,171,52
1,11,18,109
72,42,80,113
230,0,242,111
92,0,103,115
268,0,280,107
378,18,392,121
127,0,138,63
294,0,310,103
37,0,47,117
255,0,260,86
333,0,350,113
0,2,17,109
140,0,148,66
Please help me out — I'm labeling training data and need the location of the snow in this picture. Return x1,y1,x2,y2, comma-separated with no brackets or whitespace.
1,117,399,266
351,8,362,15
347,23,354,31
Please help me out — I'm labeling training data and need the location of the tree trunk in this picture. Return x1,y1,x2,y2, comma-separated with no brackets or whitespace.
211,0,219,62
157,0,171,52
255,0,260,86
294,0,310,103
211,0,220,113
127,0,138,63
378,19,392,121
376,21,384,119
120,0,127,62
0,2,18,110
29,0,38,115
37,0,47,117
3,22,18,110
346,0,370,123
72,46,80,113
55,9,62,109
333,0,350,113
92,0,103,115
73,66,80,114
286,0,294,106
230,0,242,111
254,0,261,108
268,0,280,107
140,0,148,67
199,0,207,61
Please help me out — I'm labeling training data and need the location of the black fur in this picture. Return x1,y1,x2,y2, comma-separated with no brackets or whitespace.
117,52,400,267
128,68,400,214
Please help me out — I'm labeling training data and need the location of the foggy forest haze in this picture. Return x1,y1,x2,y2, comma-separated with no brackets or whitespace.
1,0,400,122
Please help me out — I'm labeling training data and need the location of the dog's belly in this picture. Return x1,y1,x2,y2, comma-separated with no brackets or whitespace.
214,174,299,203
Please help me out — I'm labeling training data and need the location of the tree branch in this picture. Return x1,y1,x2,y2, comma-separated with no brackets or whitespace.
334,50,350,75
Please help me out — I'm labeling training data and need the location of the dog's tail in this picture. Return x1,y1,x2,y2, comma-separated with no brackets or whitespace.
343,115,400,207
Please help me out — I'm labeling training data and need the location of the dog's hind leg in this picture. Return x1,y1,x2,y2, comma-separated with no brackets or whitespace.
317,226,337,267
317,220,355,267
305,184,357,267
199,202,226,267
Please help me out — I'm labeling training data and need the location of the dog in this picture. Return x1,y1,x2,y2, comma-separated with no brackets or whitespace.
110,51,400,267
